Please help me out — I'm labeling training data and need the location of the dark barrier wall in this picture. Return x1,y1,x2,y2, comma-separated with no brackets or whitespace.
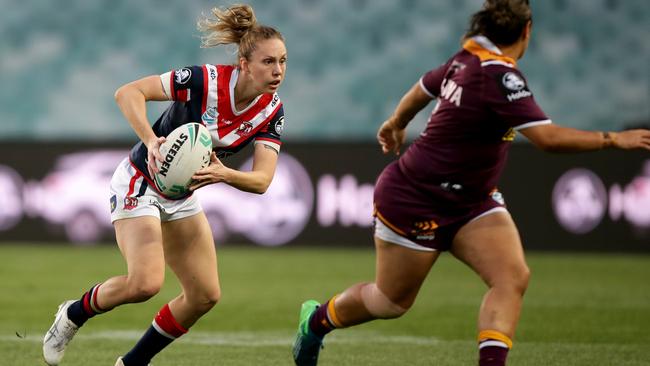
0,142,648,251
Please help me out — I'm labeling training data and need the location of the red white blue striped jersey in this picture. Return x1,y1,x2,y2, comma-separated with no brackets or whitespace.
129,64,285,189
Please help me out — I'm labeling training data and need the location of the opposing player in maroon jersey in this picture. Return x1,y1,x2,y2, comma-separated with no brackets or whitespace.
293,1,650,365
43,5,287,366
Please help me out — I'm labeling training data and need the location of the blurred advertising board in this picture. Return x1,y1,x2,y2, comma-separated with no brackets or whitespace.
0,142,648,251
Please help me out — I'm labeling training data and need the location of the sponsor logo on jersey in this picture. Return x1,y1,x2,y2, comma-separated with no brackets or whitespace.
210,68,216,80
110,195,117,213
274,116,284,135
174,68,192,84
270,93,280,108
506,90,532,102
123,196,138,210
201,107,217,125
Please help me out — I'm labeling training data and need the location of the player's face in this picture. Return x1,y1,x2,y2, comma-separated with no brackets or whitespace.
245,38,287,94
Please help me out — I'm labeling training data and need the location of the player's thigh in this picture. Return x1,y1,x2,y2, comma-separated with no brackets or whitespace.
161,212,220,296
114,216,166,283
451,211,528,287
374,236,440,308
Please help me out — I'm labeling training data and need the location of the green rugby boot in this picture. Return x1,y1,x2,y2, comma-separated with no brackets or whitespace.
292,300,324,366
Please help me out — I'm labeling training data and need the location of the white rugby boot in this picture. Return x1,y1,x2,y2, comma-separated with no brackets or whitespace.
115,356,152,366
43,300,79,365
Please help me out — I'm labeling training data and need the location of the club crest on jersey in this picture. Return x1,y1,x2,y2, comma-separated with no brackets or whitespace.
499,72,532,102
202,107,217,125
502,72,525,91
235,121,253,137
274,116,285,135
174,68,192,84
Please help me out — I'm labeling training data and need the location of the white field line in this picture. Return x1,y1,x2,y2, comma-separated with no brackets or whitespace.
2,330,442,347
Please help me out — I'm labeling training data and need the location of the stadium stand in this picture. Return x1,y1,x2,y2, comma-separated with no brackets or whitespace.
0,0,647,140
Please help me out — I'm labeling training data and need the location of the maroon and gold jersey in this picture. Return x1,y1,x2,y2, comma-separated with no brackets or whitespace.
399,36,550,201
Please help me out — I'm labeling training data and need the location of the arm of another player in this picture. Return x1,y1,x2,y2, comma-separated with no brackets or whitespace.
114,75,170,174
190,143,279,194
378,82,433,155
519,124,650,152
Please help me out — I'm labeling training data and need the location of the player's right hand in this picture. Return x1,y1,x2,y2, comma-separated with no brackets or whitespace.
613,129,650,151
146,136,167,176
377,120,406,155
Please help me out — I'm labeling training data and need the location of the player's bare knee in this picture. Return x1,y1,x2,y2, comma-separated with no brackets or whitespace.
187,287,221,314
490,264,530,296
360,283,408,319
127,278,163,302
517,265,531,295
198,289,221,311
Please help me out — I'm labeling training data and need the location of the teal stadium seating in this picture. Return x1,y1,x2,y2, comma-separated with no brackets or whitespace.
0,0,647,141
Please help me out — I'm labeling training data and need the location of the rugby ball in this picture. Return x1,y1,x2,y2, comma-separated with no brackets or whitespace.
153,122,212,198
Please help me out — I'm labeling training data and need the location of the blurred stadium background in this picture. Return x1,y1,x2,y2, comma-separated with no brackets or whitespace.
0,1,649,365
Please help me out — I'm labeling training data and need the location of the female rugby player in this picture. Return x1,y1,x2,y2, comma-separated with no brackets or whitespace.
43,4,287,366
293,1,650,365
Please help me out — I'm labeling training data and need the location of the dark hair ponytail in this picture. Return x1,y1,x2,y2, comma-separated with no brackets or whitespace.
465,0,532,45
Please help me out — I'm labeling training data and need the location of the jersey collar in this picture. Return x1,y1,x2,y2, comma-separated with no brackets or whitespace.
463,35,517,67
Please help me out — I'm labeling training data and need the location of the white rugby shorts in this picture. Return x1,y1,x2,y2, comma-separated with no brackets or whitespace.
109,158,203,222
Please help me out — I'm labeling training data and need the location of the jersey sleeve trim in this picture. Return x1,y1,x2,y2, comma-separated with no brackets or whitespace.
160,72,172,100
419,77,436,98
514,119,553,131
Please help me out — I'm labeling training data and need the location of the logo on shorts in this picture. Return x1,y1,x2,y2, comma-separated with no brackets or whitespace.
174,68,192,84
110,195,117,213
123,196,139,210
502,127,516,141
411,219,438,240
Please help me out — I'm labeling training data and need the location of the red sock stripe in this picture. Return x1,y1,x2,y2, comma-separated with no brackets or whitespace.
154,304,188,339
81,284,104,315
82,291,93,315
91,285,104,313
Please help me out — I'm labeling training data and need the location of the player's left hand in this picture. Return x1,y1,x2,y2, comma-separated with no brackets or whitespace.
613,129,650,151
189,152,230,191
377,120,406,155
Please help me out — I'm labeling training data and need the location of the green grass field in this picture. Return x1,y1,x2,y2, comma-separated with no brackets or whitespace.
1,244,649,366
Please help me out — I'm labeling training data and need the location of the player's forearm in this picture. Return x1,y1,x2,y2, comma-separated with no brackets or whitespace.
390,83,432,129
223,168,273,194
521,124,617,153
